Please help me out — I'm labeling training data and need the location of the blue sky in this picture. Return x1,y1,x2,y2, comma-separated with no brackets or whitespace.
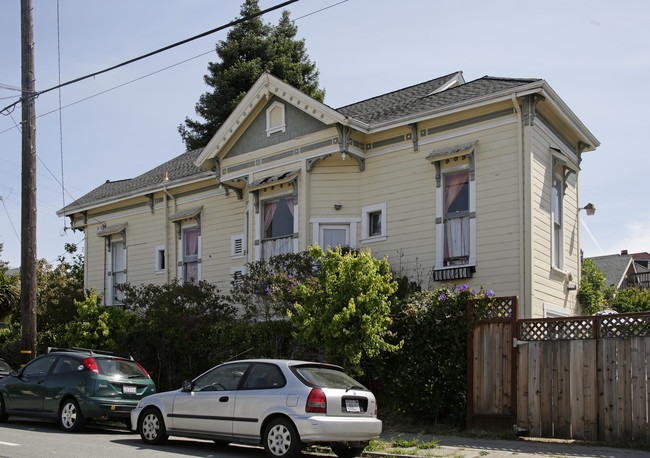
1,0,649,268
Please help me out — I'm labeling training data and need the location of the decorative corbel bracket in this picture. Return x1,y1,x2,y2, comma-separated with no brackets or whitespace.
306,154,332,172
409,123,419,151
523,94,545,126
221,183,243,200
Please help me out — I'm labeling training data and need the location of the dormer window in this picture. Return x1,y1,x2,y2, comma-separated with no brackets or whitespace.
266,101,286,136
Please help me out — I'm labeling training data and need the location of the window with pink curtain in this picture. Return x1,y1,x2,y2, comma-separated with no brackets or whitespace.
263,197,294,239
444,171,469,265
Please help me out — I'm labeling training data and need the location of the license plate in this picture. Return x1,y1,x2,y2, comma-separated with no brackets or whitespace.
122,385,137,394
345,399,360,413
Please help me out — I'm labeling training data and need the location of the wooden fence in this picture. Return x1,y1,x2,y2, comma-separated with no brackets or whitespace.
467,298,650,441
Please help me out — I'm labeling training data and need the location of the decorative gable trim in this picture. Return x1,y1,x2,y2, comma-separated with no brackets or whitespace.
195,72,347,169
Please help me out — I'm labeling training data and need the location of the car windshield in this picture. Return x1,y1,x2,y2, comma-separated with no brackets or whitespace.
291,365,368,390
95,359,147,379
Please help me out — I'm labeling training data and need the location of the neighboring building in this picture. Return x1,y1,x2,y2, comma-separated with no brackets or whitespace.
589,250,650,290
57,71,599,318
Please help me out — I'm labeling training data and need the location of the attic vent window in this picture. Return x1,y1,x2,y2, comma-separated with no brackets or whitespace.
266,101,286,137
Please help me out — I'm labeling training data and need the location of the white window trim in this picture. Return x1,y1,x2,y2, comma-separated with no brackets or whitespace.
231,234,245,259
265,101,286,137
361,203,387,243
177,224,201,284
108,237,127,306
435,164,476,270
311,217,360,249
154,245,165,274
255,193,298,261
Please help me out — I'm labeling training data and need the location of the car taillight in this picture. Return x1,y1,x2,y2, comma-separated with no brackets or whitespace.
374,399,378,416
136,362,151,379
305,388,326,413
82,357,99,374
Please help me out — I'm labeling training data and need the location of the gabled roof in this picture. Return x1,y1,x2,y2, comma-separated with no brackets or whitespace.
57,148,209,216
337,74,540,127
588,254,635,289
59,71,597,215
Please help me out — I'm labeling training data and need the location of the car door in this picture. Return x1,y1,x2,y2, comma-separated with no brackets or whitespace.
170,362,250,437
3,355,57,413
233,362,287,440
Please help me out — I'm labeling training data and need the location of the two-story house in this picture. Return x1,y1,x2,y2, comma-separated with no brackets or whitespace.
57,71,599,318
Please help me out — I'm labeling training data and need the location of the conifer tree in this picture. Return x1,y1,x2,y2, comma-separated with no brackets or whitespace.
179,0,325,151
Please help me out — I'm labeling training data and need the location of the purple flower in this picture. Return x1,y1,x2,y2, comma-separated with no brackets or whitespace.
439,293,446,300
457,284,468,291
265,287,271,295
485,290,495,298
471,289,477,295
288,274,293,279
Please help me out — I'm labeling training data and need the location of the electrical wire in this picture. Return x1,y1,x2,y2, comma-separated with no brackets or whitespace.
0,196,21,243
0,0,299,115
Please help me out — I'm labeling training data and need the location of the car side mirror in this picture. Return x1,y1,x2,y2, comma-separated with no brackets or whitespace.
182,380,194,392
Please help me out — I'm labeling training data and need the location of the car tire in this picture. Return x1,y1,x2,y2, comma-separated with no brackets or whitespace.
0,394,8,422
331,445,365,458
59,398,85,432
139,407,168,445
263,417,302,458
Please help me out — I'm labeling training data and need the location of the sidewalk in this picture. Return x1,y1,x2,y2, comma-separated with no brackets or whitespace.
374,431,650,458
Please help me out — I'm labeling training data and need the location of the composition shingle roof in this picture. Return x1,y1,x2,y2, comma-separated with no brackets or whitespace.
589,255,634,289
60,148,209,215
60,73,542,214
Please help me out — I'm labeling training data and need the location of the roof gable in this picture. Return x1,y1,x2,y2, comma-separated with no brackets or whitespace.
194,72,345,169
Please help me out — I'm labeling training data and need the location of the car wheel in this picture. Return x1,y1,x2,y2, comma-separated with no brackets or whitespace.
331,445,365,458
264,417,302,458
59,398,85,432
139,407,168,445
0,394,8,422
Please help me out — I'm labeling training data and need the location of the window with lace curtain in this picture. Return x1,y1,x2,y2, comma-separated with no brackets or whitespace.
443,170,470,266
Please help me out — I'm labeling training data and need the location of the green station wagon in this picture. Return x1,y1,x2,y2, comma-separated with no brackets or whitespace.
0,347,155,431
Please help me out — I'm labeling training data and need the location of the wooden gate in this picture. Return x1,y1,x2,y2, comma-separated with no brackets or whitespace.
468,300,650,441
466,296,518,430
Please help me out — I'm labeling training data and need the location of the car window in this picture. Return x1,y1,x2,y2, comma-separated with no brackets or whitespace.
51,356,77,375
0,360,11,372
291,366,368,391
193,362,250,392
22,355,56,377
242,363,285,390
95,359,148,379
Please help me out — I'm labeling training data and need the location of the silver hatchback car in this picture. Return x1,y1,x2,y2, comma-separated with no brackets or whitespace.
131,359,381,458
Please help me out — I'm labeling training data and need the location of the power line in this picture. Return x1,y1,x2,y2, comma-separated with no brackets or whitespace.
0,0,300,115
0,196,21,243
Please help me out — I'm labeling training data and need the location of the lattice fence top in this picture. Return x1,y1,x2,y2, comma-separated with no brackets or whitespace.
470,297,516,320
518,313,650,341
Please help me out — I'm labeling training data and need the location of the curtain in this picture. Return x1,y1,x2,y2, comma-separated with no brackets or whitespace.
264,200,278,237
285,197,294,217
445,218,469,259
445,171,468,214
185,229,198,257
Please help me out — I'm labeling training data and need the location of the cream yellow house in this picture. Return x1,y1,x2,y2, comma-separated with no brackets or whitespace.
58,71,599,318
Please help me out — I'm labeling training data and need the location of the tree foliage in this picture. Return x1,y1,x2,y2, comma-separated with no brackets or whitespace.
577,258,607,315
288,246,400,375
178,0,325,150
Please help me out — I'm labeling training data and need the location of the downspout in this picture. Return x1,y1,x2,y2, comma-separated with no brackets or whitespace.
163,184,175,283
512,94,526,319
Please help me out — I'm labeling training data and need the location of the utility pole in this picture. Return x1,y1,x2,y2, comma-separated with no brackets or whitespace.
20,0,37,362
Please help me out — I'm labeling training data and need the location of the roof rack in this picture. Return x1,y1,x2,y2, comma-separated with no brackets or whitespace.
46,347,134,360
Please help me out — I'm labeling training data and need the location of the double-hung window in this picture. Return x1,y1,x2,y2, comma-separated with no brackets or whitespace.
552,158,566,270
183,228,199,284
262,196,294,260
110,238,127,305
429,141,477,280
443,171,470,266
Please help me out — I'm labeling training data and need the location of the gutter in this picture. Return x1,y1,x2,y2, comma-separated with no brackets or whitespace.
163,185,175,283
